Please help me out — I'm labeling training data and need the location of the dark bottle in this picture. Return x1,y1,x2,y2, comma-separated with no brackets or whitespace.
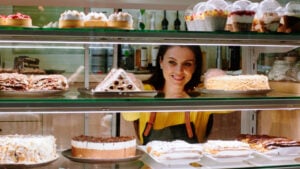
161,10,169,30
228,46,241,71
174,11,181,30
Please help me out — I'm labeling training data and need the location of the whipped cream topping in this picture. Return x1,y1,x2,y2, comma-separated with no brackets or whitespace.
71,139,136,150
59,10,85,20
0,134,57,164
85,12,108,21
108,12,133,23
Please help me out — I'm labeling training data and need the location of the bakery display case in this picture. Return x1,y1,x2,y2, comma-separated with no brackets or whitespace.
0,0,299,168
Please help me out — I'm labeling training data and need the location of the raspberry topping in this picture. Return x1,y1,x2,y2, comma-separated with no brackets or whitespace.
7,13,31,19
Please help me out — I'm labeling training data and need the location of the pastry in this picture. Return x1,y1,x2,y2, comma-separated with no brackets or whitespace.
229,0,257,32
84,12,107,27
0,135,57,164
29,74,69,91
71,135,136,158
6,13,32,27
203,140,252,158
59,10,85,28
0,73,29,91
204,74,270,91
107,12,133,29
94,68,142,92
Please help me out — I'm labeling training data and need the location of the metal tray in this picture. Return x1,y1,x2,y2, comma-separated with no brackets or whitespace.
78,88,158,98
62,149,143,163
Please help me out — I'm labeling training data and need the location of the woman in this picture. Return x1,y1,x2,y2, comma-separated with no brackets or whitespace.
122,45,215,145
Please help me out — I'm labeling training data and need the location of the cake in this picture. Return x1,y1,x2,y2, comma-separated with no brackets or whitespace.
229,0,257,32
94,68,143,92
107,12,133,29
145,140,203,160
252,12,281,32
84,12,108,27
251,0,281,32
28,74,69,91
0,73,69,91
237,134,300,153
204,9,228,31
0,135,57,164
204,74,270,91
6,13,32,27
59,10,85,28
277,1,300,33
0,15,6,25
0,73,29,91
203,140,252,158
71,135,136,159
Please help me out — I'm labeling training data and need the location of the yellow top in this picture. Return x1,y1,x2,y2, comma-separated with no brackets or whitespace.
122,84,229,144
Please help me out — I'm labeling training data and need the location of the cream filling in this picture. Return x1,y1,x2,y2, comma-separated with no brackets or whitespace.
71,139,136,150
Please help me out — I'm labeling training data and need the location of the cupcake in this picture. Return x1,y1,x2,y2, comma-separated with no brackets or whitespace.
193,2,206,31
185,5,197,31
252,0,282,32
107,12,133,29
84,12,108,28
229,0,257,32
59,10,85,28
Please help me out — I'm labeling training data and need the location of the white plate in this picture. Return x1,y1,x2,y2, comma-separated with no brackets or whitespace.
138,146,202,166
204,154,254,163
0,90,68,97
0,154,59,168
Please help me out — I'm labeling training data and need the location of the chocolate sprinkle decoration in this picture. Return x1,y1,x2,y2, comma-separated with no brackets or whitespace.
72,135,135,143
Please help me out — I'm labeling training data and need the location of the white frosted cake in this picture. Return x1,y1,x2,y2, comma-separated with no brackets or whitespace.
204,74,270,91
94,68,142,92
59,10,85,28
0,135,57,164
71,135,136,159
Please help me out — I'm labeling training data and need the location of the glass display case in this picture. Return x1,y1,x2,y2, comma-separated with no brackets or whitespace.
0,0,299,168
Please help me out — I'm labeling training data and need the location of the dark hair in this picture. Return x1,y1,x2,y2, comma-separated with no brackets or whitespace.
143,45,202,92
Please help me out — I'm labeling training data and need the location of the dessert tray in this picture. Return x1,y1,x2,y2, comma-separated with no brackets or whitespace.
138,146,202,166
199,89,272,96
78,88,158,98
62,149,144,163
0,154,59,168
0,90,68,97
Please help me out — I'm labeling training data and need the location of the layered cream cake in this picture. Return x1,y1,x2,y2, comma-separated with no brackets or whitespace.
204,74,270,91
0,135,57,164
84,12,108,27
59,10,85,28
107,12,133,29
71,135,136,159
6,13,32,27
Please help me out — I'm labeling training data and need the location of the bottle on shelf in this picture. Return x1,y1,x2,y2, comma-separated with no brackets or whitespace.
150,12,156,30
140,46,148,70
121,44,134,70
216,46,222,69
174,11,181,31
138,9,146,30
161,10,169,30
228,46,241,71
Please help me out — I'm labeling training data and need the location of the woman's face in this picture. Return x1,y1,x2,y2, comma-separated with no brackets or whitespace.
160,46,196,89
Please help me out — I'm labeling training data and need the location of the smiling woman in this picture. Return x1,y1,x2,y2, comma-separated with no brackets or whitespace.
121,45,231,145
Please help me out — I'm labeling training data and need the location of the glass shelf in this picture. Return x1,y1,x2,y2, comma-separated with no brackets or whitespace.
0,89,298,113
0,27,299,47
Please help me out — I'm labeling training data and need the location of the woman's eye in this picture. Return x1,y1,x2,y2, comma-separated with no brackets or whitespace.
183,62,193,67
168,60,176,65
